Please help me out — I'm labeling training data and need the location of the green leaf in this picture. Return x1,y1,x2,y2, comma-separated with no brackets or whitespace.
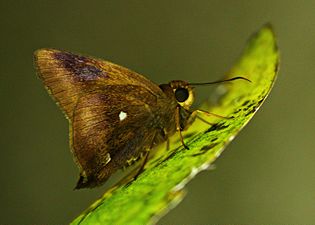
70,24,279,225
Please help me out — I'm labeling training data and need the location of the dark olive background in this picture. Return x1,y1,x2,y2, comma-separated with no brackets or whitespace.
1,1,314,224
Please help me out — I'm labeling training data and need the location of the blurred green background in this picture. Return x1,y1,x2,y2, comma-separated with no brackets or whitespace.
1,1,314,224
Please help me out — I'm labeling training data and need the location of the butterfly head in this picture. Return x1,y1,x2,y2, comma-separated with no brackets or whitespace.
167,80,195,110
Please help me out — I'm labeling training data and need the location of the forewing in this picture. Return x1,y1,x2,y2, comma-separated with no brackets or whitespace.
34,48,162,120
71,85,159,184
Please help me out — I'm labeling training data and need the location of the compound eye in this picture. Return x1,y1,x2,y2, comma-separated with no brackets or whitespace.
175,88,189,102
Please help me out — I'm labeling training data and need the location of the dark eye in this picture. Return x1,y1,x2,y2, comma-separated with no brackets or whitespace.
175,88,189,102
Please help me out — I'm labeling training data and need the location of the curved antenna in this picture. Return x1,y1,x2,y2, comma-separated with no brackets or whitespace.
189,76,251,86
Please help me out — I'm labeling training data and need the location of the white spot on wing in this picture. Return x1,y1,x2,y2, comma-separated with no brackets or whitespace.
105,153,111,165
119,111,127,121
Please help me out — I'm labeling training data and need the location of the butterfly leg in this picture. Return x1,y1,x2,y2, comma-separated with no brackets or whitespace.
133,150,150,179
166,136,170,151
175,106,189,149
161,128,170,151
196,109,230,119
196,115,216,126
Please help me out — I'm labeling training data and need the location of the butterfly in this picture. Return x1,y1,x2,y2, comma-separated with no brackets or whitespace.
34,49,248,189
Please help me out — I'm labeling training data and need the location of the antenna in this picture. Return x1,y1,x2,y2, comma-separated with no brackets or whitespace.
189,76,251,86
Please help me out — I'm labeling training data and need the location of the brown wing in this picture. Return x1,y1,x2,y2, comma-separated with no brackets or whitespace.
72,85,160,188
34,48,163,120
34,49,168,188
